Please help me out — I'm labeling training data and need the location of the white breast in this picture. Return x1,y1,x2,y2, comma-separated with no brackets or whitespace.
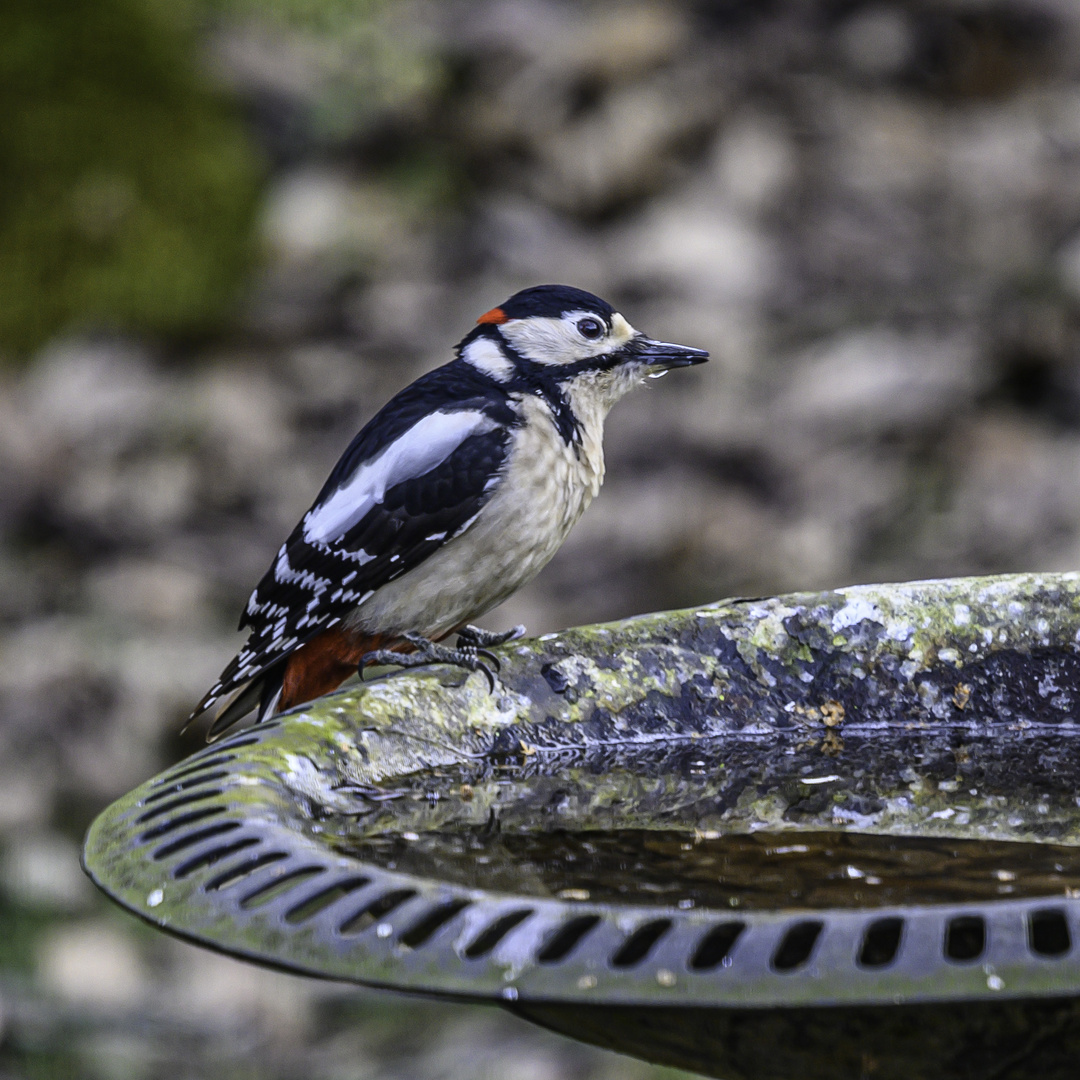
347,393,605,639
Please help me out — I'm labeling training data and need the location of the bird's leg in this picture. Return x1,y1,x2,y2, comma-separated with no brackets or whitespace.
360,631,515,692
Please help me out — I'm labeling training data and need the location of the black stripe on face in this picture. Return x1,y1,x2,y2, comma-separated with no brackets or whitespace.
496,340,584,448
550,346,636,380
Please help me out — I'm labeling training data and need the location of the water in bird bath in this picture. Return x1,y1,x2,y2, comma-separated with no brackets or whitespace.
308,734,1080,913
336,827,1080,911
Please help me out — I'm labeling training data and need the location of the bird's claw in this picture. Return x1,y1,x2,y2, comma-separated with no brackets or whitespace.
468,655,498,693
359,633,507,692
456,624,525,650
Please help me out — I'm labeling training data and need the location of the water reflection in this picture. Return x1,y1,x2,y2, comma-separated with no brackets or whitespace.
338,828,1080,911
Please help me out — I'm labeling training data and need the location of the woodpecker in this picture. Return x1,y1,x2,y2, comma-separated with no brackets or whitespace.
188,285,707,737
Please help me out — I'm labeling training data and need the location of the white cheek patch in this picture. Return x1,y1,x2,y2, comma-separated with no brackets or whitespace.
499,316,581,365
303,409,495,544
500,311,638,366
461,337,514,381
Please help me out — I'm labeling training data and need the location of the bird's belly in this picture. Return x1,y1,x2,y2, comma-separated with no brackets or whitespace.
347,414,602,638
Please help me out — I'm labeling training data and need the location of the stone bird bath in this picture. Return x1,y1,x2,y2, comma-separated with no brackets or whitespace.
85,573,1080,1079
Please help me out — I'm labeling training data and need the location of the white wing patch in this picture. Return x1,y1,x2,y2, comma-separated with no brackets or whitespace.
303,409,496,544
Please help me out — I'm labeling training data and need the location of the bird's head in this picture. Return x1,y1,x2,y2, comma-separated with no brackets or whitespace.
459,284,708,411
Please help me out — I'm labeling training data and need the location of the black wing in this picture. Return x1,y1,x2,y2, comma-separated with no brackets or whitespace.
192,386,514,717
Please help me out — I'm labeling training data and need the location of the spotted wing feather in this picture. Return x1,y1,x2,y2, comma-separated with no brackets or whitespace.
191,418,511,719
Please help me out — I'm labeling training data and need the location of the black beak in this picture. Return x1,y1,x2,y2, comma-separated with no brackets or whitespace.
636,337,709,370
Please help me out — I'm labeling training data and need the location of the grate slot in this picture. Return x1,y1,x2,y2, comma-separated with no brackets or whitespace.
206,851,289,891
611,919,672,968
945,915,986,962
537,915,602,964
140,806,225,842
136,789,223,824
463,909,534,959
1029,908,1071,957
339,889,418,935
858,917,904,968
172,837,260,879
772,920,823,972
399,900,471,949
284,877,372,925
141,772,230,806
154,756,236,784
689,921,745,971
153,820,242,861
240,867,326,910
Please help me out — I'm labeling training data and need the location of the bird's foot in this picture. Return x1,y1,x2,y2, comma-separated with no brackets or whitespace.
456,624,526,650
361,630,520,692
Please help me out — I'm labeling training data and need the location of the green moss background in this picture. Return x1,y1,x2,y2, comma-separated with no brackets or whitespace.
0,0,261,357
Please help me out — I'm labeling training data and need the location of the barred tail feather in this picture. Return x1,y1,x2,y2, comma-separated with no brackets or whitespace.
204,662,286,742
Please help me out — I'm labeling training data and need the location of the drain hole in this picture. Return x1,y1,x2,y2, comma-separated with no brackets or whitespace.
537,915,602,964
173,837,259,878
240,867,325,910
339,889,418,934
399,900,471,948
945,916,986,962
153,821,242,861
136,789,223,824
772,920,823,972
206,851,289,891
611,919,672,968
464,910,534,958
284,877,372,924
1030,909,1071,957
858,917,904,968
140,806,225,841
142,772,230,806
157,755,236,784
690,921,745,971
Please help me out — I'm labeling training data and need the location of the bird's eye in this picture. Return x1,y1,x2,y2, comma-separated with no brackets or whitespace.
576,317,604,340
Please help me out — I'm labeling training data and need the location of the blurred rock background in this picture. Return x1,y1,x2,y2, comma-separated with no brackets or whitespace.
4,0,1080,1076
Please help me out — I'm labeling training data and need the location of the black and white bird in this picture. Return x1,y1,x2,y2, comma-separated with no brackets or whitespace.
189,285,707,737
